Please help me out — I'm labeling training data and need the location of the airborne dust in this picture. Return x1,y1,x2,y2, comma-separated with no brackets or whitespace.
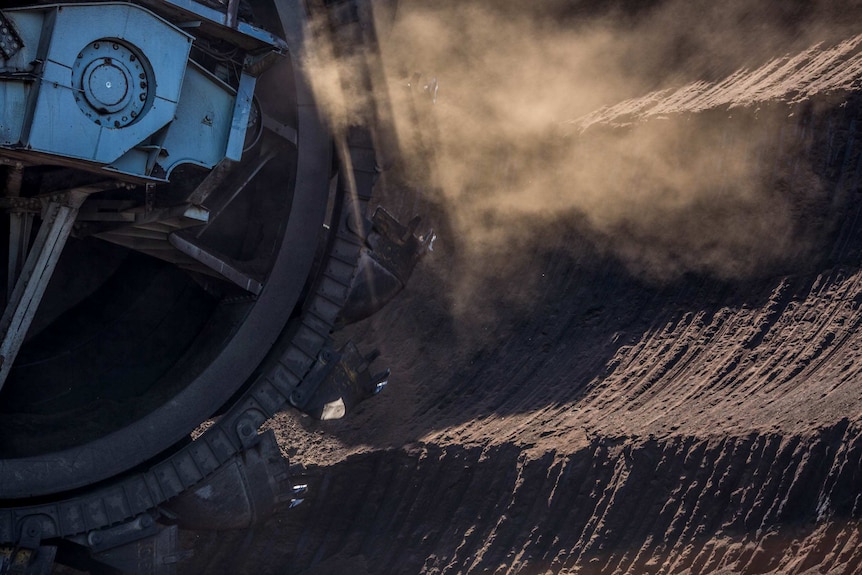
306,0,861,316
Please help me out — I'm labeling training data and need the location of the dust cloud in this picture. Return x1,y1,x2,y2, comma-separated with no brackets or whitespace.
305,0,853,306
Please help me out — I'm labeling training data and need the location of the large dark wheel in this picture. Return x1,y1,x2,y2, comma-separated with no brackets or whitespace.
0,0,342,503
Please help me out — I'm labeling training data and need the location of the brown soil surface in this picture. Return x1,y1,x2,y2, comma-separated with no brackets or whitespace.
178,7,862,575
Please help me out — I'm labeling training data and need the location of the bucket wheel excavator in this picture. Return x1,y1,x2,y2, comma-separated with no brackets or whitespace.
0,0,425,572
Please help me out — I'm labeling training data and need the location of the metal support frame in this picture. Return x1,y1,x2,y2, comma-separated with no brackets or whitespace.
133,0,287,51
169,233,263,294
196,147,277,230
0,187,100,393
8,212,35,302
5,164,29,304
226,70,258,161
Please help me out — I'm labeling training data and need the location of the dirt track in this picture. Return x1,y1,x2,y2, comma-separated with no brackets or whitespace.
178,7,862,575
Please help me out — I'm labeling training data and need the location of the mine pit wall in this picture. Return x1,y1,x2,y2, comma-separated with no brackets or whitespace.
246,100,862,574
186,425,862,575
183,52,862,574
278,101,862,575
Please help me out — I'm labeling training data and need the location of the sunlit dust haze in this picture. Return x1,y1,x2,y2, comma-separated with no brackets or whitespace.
303,0,862,311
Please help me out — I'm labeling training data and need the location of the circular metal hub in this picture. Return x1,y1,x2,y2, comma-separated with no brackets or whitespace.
72,39,149,128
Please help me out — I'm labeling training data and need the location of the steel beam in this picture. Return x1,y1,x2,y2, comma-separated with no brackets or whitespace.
0,191,90,393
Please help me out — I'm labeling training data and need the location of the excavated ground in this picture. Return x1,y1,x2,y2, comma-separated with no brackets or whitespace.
181,6,862,574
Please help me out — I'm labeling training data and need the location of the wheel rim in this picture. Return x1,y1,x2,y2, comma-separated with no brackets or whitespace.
0,1,336,500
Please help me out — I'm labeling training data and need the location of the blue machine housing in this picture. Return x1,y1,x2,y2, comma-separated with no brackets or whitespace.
0,2,244,181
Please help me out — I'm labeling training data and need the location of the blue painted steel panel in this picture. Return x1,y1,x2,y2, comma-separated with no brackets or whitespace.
25,3,193,165
0,2,260,180
117,61,234,177
0,10,46,146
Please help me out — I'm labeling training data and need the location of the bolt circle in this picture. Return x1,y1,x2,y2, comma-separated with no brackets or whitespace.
72,39,151,129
